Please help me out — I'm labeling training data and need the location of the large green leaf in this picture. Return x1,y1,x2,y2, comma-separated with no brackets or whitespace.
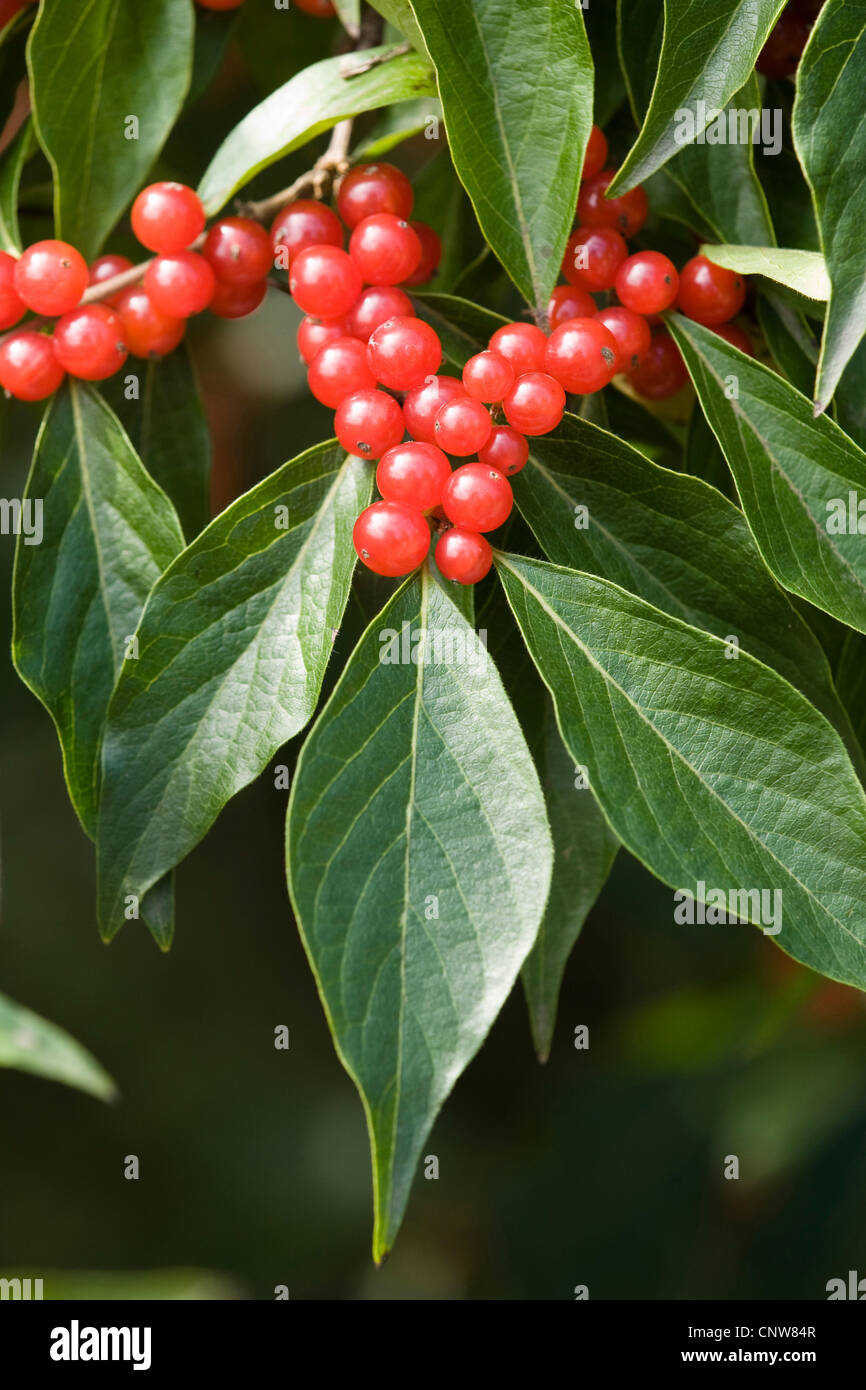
409,0,593,309
792,0,866,411
0,991,116,1101
496,553,866,990
96,442,371,943
27,0,194,260
287,567,552,1261
0,118,34,254
668,314,866,635
702,244,829,301
197,45,435,213
369,0,429,56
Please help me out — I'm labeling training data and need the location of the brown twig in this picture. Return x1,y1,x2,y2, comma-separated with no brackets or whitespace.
235,118,354,223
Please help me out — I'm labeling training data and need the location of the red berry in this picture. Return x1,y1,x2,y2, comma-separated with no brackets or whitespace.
353,499,429,577
131,182,205,255
442,463,512,532
0,330,64,400
712,321,755,355
337,163,413,229
403,374,463,443
14,240,88,316
503,371,566,436
462,350,515,403
436,527,493,585
545,317,618,394
270,199,343,267
478,425,529,476
377,441,451,511
308,336,376,407
289,244,362,318
88,254,134,306
593,305,651,373
627,330,688,399
564,226,628,293
615,251,679,315
347,285,412,341
297,315,350,365
335,388,405,458
578,170,649,238
0,250,26,330
52,304,128,381
115,286,185,358
195,0,247,10
581,125,608,182
548,283,596,329
488,322,548,375
677,254,747,326
203,216,272,285
144,251,215,317
349,214,421,286
403,222,442,287
367,315,442,390
756,7,813,77
434,394,493,456
209,279,267,319
293,0,337,15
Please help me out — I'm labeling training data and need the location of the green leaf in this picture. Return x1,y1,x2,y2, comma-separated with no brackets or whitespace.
836,631,866,766
668,313,866,636
27,0,194,260
756,292,819,397
333,0,361,39
617,0,664,124
13,383,185,839
0,990,116,1101
407,151,478,294
792,0,866,411
96,442,371,943
702,244,829,301
369,0,429,56
585,0,626,128
197,46,435,214
609,0,785,194
287,567,552,1260
834,334,866,453
409,0,593,308
0,118,34,253
351,96,441,160
496,552,866,991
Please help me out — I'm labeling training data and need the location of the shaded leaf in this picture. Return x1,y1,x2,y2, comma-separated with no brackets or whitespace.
0,990,116,1101
0,118,34,253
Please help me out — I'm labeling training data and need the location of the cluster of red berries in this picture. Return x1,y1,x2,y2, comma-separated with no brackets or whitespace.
194,0,336,13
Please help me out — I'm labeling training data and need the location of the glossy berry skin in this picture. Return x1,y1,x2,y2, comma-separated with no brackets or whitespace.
627,331,689,399
545,317,618,394
114,286,185,358
293,0,337,14
335,388,405,459
435,528,493,585
488,323,548,376
14,240,88,316
348,286,412,341
462,351,515,403
88,254,134,305
349,215,421,286
130,182,205,254
577,170,649,238
289,244,362,318
548,283,596,329
203,216,273,284
677,254,747,326
503,372,566,436
307,336,376,408
367,315,442,390
564,226,628,293
582,125,609,182
52,304,128,381
0,251,26,330
0,331,65,401
402,374,463,444
195,0,246,10
337,163,414,229
377,441,451,511
144,251,216,317
478,425,529,476
434,394,493,456
297,315,349,365
270,199,343,266
353,500,429,577
209,279,267,319
615,251,679,315
712,321,755,355
594,305,652,373
442,463,513,533
403,222,443,286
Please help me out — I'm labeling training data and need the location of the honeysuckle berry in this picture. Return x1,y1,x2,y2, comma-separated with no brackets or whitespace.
594,305,652,373
297,315,350,365
114,286,185,358
209,278,267,319
545,317,618,394
366,315,442,390
308,336,376,408
478,424,529,476
289,244,362,318
627,330,689,399
677,254,747,326
144,251,216,318
0,250,26,330
503,371,566,436
0,330,65,401
581,124,608,182
578,170,649,238
337,163,414,229
712,321,755,355
376,441,451,512
487,323,548,375
203,216,273,285
14,240,88,316
195,0,246,9
403,222,443,287
442,463,513,532
462,350,515,403
270,199,343,266
293,0,337,14
402,373,463,444
434,393,493,456
335,388,405,459
349,214,422,286
52,304,128,381
348,286,412,341
88,254,134,305
353,500,430,577
564,226,628,293
435,527,493,585
615,251,679,316
130,182,205,255
548,283,596,329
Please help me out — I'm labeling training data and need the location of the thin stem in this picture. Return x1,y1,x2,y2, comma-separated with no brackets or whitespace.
235,119,354,223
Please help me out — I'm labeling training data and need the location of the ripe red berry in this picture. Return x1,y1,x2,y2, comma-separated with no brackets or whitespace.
308,336,376,407
297,315,349,365
593,305,651,373
478,425,529,476
548,283,596,329
88,254,134,306
353,500,429,576
403,222,442,286
270,199,343,267
349,214,421,286
443,463,512,532
293,0,337,15
435,527,493,585
131,182,205,254
488,322,548,375
564,226,628,293
677,254,747,326
209,279,267,319
337,163,414,229
115,286,185,358
377,441,451,511
578,170,649,238
545,317,618,394
14,240,88,316
627,330,689,399
434,393,493,455
462,351,515,403
0,330,65,400
289,244,362,318
503,371,566,436
712,321,755,355
615,251,679,315
144,251,216,317
335,388,405,458
582,125,608,182
203,216,272,285
367,315,442,390
403,373,463,444
0,250,26,330
52,304,128,380
195,0,247,10
348,286,412,341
